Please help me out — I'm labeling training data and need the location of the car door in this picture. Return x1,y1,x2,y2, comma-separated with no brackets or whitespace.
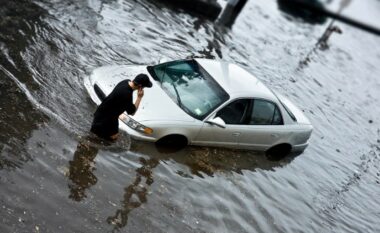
193,99,251,148
237,99,290,150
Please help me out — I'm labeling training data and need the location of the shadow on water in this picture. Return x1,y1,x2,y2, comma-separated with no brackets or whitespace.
277,0,328,25
66,135,301,230
0,0,379,231
106,156,159,231
295,0,351,69
184,17,229,60
132,141,301,177
66,135,158,231
67,133,131,201
68,138,99,201
111,141,300,230
143,0,221,20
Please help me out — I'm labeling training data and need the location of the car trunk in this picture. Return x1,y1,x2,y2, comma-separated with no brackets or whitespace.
276,93,311,125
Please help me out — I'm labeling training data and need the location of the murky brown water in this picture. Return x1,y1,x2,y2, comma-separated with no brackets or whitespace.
1,0,380,232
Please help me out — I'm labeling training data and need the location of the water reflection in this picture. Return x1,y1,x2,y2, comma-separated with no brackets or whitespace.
297,0,351,68
145,0,221,20
104,141,299,231
195,21,227,59
107,157,159,231
68,138,99,201
298,22,343,68
132,141,300,178
216,0,248,27
67,133,130,201
1,0,379,231
67,135,158,229
277,0,327,25
67,135,299,230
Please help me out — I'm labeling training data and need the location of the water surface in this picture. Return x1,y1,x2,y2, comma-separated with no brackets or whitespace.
1,0,380,232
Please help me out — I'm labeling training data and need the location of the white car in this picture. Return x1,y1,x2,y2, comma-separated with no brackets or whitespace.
85,59,312,156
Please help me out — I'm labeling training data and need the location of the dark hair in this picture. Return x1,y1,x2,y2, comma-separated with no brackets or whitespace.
133,74,152,88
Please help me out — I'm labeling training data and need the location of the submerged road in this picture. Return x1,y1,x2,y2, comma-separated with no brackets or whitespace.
0,0,379,232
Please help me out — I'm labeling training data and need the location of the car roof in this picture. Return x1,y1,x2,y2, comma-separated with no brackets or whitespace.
195,58,277,101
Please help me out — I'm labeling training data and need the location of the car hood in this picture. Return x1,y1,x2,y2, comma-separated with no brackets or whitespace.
134,80,195,123
90,65,195,123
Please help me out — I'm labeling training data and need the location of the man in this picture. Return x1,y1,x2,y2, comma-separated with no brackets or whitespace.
90,74,152,141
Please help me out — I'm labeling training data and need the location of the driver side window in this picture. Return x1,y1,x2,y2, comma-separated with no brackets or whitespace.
216,99,250,125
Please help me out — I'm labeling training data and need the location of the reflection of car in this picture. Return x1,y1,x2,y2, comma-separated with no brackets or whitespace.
85,59,313,155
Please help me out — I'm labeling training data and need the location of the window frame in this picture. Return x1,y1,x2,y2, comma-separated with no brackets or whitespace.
249,98,284,126
213,97,284,126
147,59,230,121
215,98,252,125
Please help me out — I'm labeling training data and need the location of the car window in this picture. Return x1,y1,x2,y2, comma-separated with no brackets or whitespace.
147,60,229,120
249,99,283,125
216,99,250,125
272,106,283,125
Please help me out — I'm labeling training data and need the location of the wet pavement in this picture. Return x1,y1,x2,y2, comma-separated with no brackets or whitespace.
1,0,380,232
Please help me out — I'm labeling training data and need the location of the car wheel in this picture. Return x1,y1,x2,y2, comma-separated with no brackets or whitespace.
156,135,188,149
265,144,292,161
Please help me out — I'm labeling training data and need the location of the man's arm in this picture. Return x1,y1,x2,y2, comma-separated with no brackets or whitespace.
119,88,144,120
132,88,144,115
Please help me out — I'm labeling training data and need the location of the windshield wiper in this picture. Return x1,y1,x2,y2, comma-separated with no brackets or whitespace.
171,83,182,108
162,64,183,108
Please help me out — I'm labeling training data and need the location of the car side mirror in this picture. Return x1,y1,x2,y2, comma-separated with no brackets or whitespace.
206,117,226,128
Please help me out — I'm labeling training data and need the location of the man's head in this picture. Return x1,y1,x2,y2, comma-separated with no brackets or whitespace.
133,74,152,89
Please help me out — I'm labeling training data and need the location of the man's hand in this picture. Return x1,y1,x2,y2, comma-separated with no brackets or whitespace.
119,113,127,121
137,88,144,98
133,87,144,115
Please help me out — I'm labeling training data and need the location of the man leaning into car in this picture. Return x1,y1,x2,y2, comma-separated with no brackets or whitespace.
90,74,152,141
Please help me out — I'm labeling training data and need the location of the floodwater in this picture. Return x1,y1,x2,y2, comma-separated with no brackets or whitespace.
1,0,380,232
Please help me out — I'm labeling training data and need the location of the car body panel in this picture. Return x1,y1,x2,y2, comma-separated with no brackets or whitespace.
195,59,276,101
275,93,311,125
192,123,240,148
236,125,292,150
196,99,312,151
85,59,313,153
120,120,203,143
89,64,195,123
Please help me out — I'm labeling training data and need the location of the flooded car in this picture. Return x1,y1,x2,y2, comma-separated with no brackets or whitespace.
85,59,313,156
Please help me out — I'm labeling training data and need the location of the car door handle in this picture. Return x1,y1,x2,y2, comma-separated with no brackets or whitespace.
232,132,241,137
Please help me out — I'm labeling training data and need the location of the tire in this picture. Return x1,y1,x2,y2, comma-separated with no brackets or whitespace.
156,135,188,149
265,144,292,161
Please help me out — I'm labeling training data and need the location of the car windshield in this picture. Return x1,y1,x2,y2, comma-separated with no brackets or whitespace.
147,60,229,120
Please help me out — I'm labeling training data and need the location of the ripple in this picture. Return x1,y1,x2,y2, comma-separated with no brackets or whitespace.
1,0,380,232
